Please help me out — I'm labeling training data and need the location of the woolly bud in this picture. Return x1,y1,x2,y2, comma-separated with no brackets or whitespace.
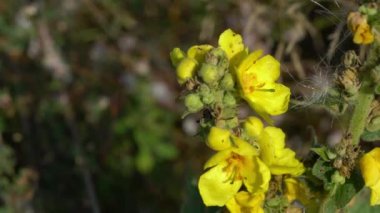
170,47,185,67
198,64,221,86
331,171,345,185
221,73,235,91
184,93,203,113
176,57,198,84
199,85,215,105
223,92,236,107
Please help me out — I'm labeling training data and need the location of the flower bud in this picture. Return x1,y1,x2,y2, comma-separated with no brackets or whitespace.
199,85,215,105
176,57,198,85
367,100,380,132
338,68,360,97
347,12,374,44
221,73,235,90
170,47,185,67
184,93,204,113
206,127,231,151
331,171,345,185
205,48,227,65
371,65,380,85
326,149,337,160
198,64,221,86
223,92,236,107
225,117,239,129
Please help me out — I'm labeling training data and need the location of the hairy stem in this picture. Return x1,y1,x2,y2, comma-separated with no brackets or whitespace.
348,44,380,145
347,75,374,145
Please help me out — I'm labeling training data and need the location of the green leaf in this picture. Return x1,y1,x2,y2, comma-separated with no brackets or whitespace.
312,159,334,189
361,129,380,142
321,197,337,213
311,147,330,161
334,183,357,208
343,187,380,213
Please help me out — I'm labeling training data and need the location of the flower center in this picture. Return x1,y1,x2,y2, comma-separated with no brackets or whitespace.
241,73,275,94
223,152,245,183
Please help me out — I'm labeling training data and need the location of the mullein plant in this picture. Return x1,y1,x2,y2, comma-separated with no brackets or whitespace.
171,3,380,212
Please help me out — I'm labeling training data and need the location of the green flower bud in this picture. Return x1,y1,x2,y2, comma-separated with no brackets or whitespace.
225,117,239,129
338,68,360,97
170,47,185,67
223,92,236,107
371,65,380,84
331,171,345,185
184,94,204,113
326,149,337,160
221,73,235,90
176,57,198,85
206,48,229,70
199,85,215,105
367,116,380,132
198,64,221,86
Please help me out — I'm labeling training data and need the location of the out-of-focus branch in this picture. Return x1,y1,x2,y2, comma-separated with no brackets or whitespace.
38,19,100,213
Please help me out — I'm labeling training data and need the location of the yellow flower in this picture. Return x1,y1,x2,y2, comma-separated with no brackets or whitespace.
284,178,320,213
217,29,290,117
226,191,265,213
360,148,380,206
198,136,271,206
244,116,305,176
236,50,290,117
347,12,374,45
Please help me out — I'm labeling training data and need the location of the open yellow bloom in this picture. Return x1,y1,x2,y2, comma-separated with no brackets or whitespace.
244,116,305,176
236,51,290,117
198,136,271,206
360,148,380,205
226,191,265,213
217,29,290,117
284,178,320,212
347,12,374,45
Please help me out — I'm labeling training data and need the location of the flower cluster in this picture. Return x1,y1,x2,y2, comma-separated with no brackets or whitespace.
171,29,305,212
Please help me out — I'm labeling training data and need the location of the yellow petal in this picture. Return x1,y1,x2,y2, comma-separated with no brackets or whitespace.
231,136,258,157
353,24,374,44
284,178,320,211
244,83,290,116
369,180,380,206
218,29,245,60
198,161,242,206
360,148,380,187
204,150,231,170
236,50,263,75
258,127,305,176
187,45,213,63
226,191,265,213
206,127,232,151
243,116,264,140
237,54,280,87
241,156,271,193
284,178,299,202
176,57,198,84
170,47,185,67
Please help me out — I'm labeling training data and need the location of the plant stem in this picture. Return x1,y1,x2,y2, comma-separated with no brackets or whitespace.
348,76,374,145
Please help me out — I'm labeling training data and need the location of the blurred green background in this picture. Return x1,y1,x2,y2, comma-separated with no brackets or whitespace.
0,0,363,212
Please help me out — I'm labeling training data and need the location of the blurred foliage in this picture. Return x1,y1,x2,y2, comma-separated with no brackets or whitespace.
0,0,372,212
